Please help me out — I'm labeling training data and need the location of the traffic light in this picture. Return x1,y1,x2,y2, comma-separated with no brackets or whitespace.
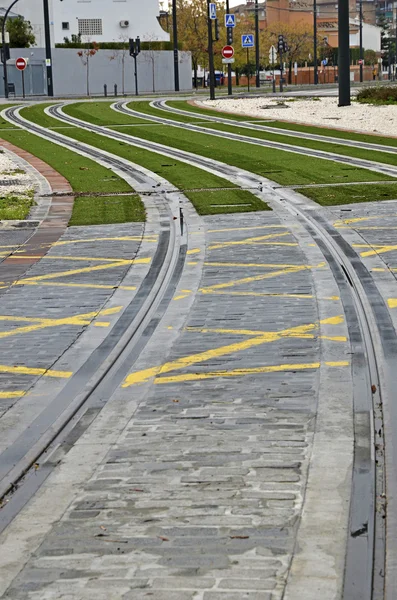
129,38,135,56
136,36,141,54
214,18,220,41
129,37,141,57
227,27,233,45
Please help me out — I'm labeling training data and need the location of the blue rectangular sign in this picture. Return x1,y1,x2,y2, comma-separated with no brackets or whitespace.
225,14,236,27
209,3,217,19
242,34,254,48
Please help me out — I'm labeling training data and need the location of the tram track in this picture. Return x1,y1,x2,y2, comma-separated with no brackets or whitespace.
0,106,187,533
3,102,397,598
153,99,397,156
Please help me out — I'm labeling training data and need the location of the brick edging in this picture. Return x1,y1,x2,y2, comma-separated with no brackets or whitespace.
0,140,75,291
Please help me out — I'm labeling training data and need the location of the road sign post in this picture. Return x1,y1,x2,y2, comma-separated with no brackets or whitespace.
225,0,233,95
242,35,254,92
16,57,27,98
207,0,216,100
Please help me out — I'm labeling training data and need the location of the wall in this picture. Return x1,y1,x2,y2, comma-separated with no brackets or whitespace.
2,48,192,96
11,0,169,46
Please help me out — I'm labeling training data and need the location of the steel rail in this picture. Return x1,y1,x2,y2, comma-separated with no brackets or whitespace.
113,101,397,180
14,103,394,598
154,99,397,156
0,106,187,533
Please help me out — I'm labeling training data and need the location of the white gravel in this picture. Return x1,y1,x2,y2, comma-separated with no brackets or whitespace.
0,149,34,198
202,97,397,137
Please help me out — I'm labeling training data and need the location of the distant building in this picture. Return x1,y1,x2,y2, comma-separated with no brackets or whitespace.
2,0,169,47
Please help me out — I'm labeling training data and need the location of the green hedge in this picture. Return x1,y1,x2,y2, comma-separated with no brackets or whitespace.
55,41,182,50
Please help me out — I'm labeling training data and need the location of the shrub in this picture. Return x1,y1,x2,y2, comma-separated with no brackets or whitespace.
357,86,397,104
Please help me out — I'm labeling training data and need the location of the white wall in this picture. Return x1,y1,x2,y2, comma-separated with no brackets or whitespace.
9,0,169,46
349,20,381,51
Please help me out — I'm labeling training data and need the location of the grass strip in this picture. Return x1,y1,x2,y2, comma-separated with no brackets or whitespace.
0,191,34,220
0,105,26,129
62,102,395,187
295,182,397,206
184,189,269,215
53,102,152,126
69,194,145,225
20,104,269,215
167,100,397,149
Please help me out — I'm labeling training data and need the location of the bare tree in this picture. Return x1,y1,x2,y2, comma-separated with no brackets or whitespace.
77,40,99,96
143,34,160,93
109,35,130,95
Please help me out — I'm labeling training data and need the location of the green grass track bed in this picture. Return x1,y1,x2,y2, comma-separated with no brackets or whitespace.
69,195,145,226
61,102,392,187
18,104,269,216
296,183,397,206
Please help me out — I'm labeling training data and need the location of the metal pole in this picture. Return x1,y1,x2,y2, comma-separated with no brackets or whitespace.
395,5,397,79
338,0,351,106
226,0,232,96
313,0,318,84
359,0,363,82
43,0,54,96
172,0,179,92
207,0,215,100
134,55,138,95
21,69,25,98
280,45,283,92
247,47,250,91
255,0,260,87
2,0,19,99
272,53,276,92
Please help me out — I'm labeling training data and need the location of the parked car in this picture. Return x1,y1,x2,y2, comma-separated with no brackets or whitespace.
206,71,225,86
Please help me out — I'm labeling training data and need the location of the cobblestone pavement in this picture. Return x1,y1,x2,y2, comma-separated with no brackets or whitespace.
0,211,351,599
0,222,153,419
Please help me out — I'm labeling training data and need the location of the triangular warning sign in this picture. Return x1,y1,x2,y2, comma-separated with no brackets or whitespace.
226,15,234,26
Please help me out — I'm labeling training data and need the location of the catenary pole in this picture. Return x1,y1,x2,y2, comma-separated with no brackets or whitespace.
255,0,260,87
2,0,19,98
207,0,215,100
43,0,54,96
172,0,179,91
313,0,318,84
359,0,363,82
338,0,351,105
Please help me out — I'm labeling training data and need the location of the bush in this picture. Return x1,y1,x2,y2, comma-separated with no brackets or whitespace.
357,85,397,104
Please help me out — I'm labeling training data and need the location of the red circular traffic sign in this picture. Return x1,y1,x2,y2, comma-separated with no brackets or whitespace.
222,45,234,59
15,57,27,71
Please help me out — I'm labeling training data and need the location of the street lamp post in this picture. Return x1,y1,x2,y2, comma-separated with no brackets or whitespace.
359,0,363,82
43,0,53,96
255,0,260,87
226,0,232,95
313,0,318,84
171,0,179,92
338,0,351,105
2,0,19,99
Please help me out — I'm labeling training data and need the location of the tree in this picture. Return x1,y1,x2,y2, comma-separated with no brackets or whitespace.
364,49,377,65
0,16,35,47
109,36,129,95
77,41,99,96
144,35,160,93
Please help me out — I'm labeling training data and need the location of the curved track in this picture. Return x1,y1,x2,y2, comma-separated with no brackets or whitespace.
5,102,397,599
113,101,397,179
0,105,187,533
154,99,397,156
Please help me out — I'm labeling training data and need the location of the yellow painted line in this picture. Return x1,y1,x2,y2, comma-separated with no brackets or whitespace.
0,306,122,339
0,365,72,378
334,214,397,227
10,255,150,263
13,281,137,291
52,236,157,247
340,226,397,231
388,299,397,308
155,360,350,384
199,266,309,293
0,390,27,399
371,268,386,272
0,245,16,249
19,260,133,283
187,248,201,255
195,290,339,301
209,232,292,251
207,225,287,233
353,244,397,258
122,315,344,387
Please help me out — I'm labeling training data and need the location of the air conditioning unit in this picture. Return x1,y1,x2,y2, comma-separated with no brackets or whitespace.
120,20,129,27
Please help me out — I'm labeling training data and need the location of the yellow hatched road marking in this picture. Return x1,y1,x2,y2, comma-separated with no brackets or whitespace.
202,261,326,269
353,244,397,258
207,225,288,233
10,255,150,263
334,214,397,227
155,360,350,384
195,290,339,301
209,232,292,251
0,365,72,378
0,306,122,339
0,390,27,399
122,315,344,387
13,281,137,291
20,260,134,283
52,236,157,247
388,298,397,308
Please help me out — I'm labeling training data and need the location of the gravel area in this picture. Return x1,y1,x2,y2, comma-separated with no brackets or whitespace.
202,96,397,136
0,149,34,198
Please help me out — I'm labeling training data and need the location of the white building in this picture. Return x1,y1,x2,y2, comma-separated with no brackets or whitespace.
5,0,170,46
349,19,382,53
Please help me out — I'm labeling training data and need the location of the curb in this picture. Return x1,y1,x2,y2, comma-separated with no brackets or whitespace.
0,140,75,290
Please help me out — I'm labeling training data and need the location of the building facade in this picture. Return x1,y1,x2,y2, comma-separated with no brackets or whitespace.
5,0,169,46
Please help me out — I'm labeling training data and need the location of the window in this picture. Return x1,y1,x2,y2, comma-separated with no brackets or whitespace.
78,18,103,36
62,22,69,30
